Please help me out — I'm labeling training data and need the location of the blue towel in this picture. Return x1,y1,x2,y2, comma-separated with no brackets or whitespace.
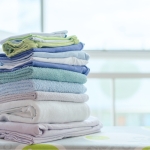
0,79,87,96
33,42,84,53
0,50,33,61
0,50,89,64
0,60,90,75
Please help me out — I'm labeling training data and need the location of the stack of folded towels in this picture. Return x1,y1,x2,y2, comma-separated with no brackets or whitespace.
0,30,103,144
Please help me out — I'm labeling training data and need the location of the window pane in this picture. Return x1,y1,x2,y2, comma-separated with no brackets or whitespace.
0,0,41,52
0,0,41,51
44,0,150,50
0,0,40,33
115,79,150,126
85,79,112,126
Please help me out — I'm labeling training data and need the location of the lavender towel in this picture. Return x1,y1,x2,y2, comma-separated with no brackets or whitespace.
0,116,102,144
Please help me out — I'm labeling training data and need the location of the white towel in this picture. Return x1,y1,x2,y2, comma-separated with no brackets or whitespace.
0,100,90,123
0,91,89,104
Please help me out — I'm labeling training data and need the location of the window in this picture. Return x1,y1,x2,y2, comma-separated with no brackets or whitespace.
0,0,41,51
44,0,150,50
1,0,150,126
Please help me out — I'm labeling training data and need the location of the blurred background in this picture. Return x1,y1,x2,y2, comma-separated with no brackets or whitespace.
0,0,150,126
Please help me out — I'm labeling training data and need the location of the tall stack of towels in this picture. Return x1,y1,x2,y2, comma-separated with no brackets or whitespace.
0,30,103,144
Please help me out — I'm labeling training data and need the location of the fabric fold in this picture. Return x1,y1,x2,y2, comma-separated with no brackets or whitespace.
0,91,89,104
0,116,102,144
0,100,90,123
0,66,87,84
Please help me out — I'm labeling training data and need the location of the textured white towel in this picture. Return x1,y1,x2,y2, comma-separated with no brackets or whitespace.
0,91,89,104
0,100,90,123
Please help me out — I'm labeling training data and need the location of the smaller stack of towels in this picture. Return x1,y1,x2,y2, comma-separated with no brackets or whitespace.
0,30,103,144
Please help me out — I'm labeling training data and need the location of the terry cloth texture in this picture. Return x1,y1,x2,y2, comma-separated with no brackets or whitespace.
0,61,90,75
0,100,90,123
0,67,87,84
0,30,68,44
0,116,102,144
3,36,79,57
0,79,87,96
0,57,88,68
0,91,89,104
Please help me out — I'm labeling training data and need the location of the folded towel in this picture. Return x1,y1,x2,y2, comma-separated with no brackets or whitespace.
0,100,90,123
0,42,84,59
0,116,102,144
33,51,90,60
0,51,89,63
0,61,90,75
0,57,88,68
0,30,68,44
0,66,87,84
3,36,79,57
0,91,89,104
0,79,86,96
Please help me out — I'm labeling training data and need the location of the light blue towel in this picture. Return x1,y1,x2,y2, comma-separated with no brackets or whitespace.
33,51,90,60
0,79,87,96
0,51,90,65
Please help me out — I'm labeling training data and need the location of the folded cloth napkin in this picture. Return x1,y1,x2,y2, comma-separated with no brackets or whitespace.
0,79,86,96
0,116,102,144
0,66,87,84
0,100,90,123
0,57,88,68
0,30,68,44
0,61,90,75
3,36,79,57
0,91,89,104
0,51,90,64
